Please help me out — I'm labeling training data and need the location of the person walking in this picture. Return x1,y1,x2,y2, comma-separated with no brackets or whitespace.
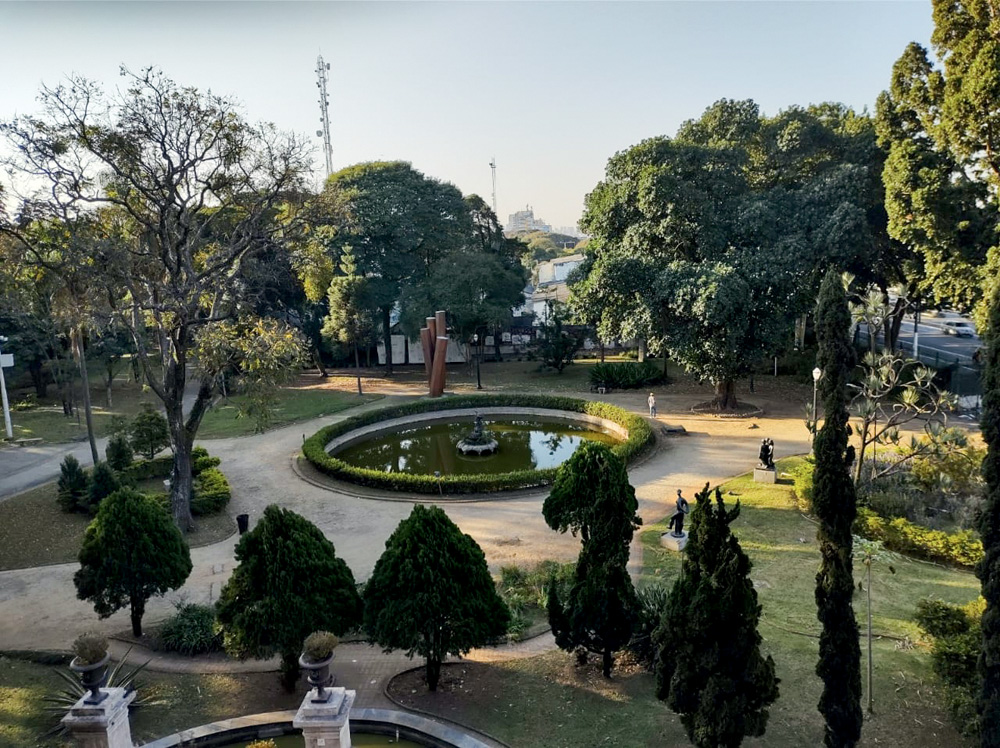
648,392,657,417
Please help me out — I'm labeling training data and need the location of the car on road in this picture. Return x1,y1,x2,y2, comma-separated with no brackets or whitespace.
942,320,976,337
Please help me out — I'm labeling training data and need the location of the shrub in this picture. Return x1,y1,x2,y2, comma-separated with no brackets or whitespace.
628,584,670,670
790,458,815,512
57,455,88,513
302,395,653,495
85,462,121,514
159,603,222,656
589,361,665,390
129,403,170,460
192,467,231,515
105,433,134,472
121,455,174,482
854,507,984,568
914,596,984,738
193,455,221,474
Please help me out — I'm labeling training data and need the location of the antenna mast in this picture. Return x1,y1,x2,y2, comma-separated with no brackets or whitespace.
315,55,333,178
489,157,497,216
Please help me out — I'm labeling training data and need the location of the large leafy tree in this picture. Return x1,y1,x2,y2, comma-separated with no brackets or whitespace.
300,162,471,374
544,442,641,677
655,484,779,748
216,505,362,690
812,270,863,746
74,488,192,637
363,504,510,691
575,100,899,409
875,6,1000,326
1,68,310,530
978,280,1000,743
322,247,378,393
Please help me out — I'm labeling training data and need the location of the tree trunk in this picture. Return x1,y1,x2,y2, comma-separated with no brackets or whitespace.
279,650,300,692
74,329,99,465
130,597,145,637
713,380,738,410
382,306,393,375
602,648,613,679
426,656,442,692
354,344,363,395
169,435,196,532
105,364,114,409
312,341,329,378
599,341,605,363
867,562,874,714
637,339,646,363
29,357,47,399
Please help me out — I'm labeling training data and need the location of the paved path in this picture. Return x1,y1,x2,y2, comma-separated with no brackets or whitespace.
0,383,813,655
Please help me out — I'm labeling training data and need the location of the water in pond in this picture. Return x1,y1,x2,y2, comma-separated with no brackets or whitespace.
334,419,620,475
225,733,422,747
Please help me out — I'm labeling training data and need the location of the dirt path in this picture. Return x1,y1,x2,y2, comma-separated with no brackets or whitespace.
0,380,815,653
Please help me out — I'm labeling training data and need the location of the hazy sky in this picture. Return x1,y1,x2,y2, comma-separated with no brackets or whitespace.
0,1,934,229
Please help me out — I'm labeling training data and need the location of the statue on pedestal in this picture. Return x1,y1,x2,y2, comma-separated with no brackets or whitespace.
667,489,690,537
757,438,775,469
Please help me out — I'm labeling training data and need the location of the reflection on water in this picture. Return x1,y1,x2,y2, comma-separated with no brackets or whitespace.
334,419,620,476
225,732,422,747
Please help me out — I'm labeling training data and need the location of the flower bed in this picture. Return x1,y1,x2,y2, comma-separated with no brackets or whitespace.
302,394,653,495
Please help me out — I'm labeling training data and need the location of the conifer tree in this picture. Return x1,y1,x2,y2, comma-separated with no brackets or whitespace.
364,505,510,691
57,454,88,512
105,433,134,472
812,270,862,746
216,505,362,690
655,483,778,747
84,461,121,514
545,442,641,677
978,280,1000,745
75,488,192,637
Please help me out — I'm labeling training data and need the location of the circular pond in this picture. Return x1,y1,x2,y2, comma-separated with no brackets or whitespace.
333,417,621,476
223,735,420,747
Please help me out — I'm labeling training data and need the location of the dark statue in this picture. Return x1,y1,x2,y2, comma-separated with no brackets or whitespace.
667,489,690,537
472,413,485,440
757,438,775,470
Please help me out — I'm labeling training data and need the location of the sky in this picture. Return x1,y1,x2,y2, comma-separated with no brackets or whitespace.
0,1,935,230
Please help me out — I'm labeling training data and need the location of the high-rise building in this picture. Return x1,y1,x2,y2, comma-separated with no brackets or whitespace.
505,206,551,235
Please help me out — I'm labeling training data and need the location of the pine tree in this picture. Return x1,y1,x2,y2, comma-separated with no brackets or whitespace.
216,505,362,690
363,505,510,691
655,484,779,748
544,442,641,677
812,269,863,747
978,280,1000,744
74,488,192,637
57,455,88,513
84,461,121,514
105,432,134,472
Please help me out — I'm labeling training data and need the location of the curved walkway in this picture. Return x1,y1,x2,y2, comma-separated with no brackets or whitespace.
0,382,813,662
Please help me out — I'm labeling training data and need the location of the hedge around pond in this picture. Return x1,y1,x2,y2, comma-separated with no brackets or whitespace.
302,394,654,495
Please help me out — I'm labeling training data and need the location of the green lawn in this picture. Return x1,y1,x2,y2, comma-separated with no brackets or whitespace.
196,388,382,439
0,483,234,571
390,456,978,748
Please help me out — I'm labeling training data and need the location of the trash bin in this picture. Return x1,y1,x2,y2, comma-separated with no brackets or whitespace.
237,514,249,535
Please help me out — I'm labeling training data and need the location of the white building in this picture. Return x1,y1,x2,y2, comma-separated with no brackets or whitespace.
505,206,551,235
530,253,584,322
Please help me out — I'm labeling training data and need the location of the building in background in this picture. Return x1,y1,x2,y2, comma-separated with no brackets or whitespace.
530,253,584,322
505,206,551,235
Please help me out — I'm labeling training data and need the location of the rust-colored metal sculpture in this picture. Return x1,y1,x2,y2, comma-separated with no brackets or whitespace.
421,310,449,397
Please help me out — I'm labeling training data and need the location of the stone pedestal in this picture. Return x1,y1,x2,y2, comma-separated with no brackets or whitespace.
60,687,134,748
660,531,688,552
293,686,356,748
754,467,776,484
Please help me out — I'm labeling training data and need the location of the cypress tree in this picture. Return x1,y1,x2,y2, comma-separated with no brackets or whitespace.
812,269,862,746
978,279,1000,745
216,505,362,690
544,442,641,677
85,461,121,514
57,455,88,513
655,483,779,748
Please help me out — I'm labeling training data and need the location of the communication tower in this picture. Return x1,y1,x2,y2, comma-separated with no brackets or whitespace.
315,55,333,178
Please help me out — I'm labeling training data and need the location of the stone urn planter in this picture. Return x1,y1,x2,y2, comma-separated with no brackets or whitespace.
299,652,335,702
70,652,111,705
300,630,339,703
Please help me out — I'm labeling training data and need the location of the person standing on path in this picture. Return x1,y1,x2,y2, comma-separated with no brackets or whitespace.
648,392,657,417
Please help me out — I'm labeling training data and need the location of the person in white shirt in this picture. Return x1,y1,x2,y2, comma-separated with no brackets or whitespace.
648,392,656,417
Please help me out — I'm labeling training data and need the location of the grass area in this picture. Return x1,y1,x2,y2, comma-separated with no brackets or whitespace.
390,457,979,747
7,383,158,444
192,388,382,439
0,655,302,748
0,482,235,571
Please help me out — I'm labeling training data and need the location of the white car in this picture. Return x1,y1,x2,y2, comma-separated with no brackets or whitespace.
942,320,976,337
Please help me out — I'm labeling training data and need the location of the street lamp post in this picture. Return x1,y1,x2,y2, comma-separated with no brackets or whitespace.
811,367,823,437
471,333,482,390
0,336,12,440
